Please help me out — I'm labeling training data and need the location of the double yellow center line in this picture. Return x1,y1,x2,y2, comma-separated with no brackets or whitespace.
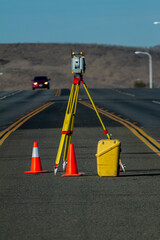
53,89,61,97
79,100,160,157
0,102,55,146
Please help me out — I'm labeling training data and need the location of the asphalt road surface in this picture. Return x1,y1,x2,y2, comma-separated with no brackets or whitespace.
0,88,160,240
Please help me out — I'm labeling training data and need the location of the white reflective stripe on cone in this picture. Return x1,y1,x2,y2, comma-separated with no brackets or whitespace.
32,147,40,157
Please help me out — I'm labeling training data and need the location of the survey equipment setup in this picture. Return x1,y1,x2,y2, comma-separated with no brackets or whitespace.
54,52,125,176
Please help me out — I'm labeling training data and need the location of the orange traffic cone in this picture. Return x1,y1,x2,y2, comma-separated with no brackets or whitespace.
62,144,82,177
25,142,49,174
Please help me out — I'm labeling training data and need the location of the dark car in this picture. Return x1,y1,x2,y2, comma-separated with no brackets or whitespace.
31,76,50,90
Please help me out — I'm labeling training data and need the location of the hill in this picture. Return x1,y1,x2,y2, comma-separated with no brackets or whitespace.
0,43,160,90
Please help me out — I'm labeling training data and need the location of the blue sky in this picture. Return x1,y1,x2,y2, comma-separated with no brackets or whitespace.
1,0,160,47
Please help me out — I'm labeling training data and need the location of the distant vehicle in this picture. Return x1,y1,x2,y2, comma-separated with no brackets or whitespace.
31,76,50,90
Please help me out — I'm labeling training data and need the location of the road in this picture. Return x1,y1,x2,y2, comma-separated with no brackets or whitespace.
79,88,160,140
0,90,55,130
0,88,160,240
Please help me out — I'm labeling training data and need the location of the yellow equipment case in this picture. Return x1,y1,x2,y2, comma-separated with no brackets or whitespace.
96,139,121,177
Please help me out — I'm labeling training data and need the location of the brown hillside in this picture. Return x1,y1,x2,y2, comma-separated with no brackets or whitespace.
0,43,160,90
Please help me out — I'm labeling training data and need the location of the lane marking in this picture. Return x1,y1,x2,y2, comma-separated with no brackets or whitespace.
0,90,23,101
79,100,160,157
53,89,61,97
0,88,62,145
152,100,160,105
112,89,135,97
0,102,55,146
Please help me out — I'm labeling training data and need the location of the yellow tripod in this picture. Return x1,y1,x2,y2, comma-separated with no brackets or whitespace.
54,75,110,174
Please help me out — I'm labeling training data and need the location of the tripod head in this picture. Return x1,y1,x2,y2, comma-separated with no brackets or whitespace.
71,52,85,75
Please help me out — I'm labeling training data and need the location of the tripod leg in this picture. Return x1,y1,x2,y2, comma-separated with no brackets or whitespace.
54,84,76,174
54,113,72,174
63,84,80,169
82,83,110,139
66,84,75,114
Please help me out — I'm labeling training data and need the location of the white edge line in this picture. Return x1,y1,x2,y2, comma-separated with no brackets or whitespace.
152,100,160,105
112,89,135,97
0,90,22,100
